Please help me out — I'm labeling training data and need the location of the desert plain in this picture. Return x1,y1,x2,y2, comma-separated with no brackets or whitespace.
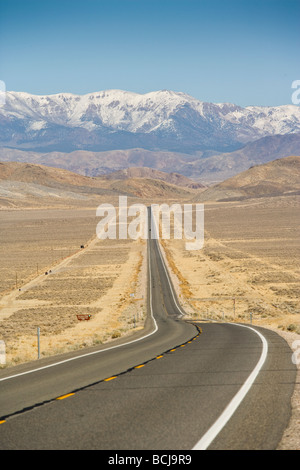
162,195,300,331
0,202,149,365
0,160,299,449
159,194,300,451
1,191,299,365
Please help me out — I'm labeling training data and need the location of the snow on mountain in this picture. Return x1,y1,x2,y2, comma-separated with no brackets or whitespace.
2,89,194,132
1,89,300,153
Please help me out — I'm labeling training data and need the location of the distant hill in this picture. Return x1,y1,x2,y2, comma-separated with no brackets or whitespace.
101,167,205,189
103,177,197,199
0,161,196,207
0,161,102,188
189,133,300,182
1,132,300,183
0,147,199,177
193,156,300,202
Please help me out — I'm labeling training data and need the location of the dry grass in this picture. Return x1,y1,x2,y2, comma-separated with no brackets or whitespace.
160,195,300,331
158,195,300,450
0,206,147,366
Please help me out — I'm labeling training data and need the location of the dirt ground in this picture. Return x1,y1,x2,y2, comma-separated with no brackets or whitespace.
0,205,147,365
158,195,300,450
160,195,300,330
0,194,299,449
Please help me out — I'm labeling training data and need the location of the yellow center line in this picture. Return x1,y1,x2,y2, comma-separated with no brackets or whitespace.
134,364,145,369
170,348,177,352
104,376,117,381
56,393,75,400
0,420,6,424
156,355,163,359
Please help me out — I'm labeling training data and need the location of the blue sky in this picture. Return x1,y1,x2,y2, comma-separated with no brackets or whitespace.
0,0,299,106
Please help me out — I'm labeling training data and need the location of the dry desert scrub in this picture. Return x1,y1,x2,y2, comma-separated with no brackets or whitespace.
158,196,300,450
0,208,148,366
159,197,300,329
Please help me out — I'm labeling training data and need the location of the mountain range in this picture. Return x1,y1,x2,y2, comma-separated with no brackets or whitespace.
2,89,300,154
1,131,300,183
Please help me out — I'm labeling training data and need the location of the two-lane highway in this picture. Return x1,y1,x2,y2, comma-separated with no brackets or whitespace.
0,208,297,449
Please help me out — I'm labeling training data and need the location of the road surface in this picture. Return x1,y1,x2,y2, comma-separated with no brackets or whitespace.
0,208,297,450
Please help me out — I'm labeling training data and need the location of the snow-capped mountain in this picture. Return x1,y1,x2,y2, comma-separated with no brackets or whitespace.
1,89,300,153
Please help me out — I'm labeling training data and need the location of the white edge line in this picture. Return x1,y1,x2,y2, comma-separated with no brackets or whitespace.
0,230,158,383
151,208,186,318
192,323,268,450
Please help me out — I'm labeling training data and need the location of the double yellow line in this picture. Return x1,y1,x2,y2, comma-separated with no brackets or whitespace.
0,326,202,423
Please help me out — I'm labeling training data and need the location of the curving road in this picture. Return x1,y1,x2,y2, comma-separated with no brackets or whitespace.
0,208,297,450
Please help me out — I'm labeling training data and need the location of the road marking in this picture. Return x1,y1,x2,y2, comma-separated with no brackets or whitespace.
156,355,163,359
56,393,75,400
0,231,159,384
134,365,145,369
150,209,186,318
0,206,199,426
0,420,6,424
192,323,268,450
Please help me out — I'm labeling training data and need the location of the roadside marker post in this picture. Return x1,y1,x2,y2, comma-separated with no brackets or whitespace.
37,327,41,359
0,340,6,365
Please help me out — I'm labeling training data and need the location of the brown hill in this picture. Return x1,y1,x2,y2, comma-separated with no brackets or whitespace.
0,147,198,177
0,161,102,188
193,156,300,202
1,133,300,183
189,133,300,183
106,177,195,199
0,161,196,207
101,167,205,189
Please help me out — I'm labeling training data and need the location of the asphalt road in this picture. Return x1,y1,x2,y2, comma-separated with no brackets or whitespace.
0,208,297,450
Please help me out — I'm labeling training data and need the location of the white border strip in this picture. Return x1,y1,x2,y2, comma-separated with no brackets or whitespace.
151,208,186,318
192,323,268,450
0,233,158,383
